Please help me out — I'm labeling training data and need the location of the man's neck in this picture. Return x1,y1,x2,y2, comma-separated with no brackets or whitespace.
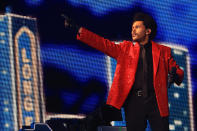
140,36,149,45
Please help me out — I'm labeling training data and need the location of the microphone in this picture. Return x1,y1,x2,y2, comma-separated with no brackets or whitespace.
168,67,177,88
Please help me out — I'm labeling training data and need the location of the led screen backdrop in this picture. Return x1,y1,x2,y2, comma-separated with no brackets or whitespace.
0,14,44,130
0,0,197,131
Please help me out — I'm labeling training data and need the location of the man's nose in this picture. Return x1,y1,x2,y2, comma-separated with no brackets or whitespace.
132,29,135,34
132,27,135,32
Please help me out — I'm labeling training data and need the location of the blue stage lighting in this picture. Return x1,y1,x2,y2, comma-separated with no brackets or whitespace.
25,0,43,6
67,0,134,15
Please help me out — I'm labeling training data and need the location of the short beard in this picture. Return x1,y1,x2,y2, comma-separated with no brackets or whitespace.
133,36,146,43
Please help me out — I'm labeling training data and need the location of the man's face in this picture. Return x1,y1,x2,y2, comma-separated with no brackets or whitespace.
132,21,149,43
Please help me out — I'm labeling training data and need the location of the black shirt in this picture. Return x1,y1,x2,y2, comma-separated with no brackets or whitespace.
132,41,154,95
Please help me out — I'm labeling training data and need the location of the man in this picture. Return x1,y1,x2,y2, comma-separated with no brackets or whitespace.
65,12,184,131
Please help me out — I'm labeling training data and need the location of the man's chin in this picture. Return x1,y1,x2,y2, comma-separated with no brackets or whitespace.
132,36,139,41
132,39,139,42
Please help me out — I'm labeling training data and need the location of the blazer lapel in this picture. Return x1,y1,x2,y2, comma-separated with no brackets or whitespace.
133,42,140,63
152,41,160,81
128,42,140,57
129,42,140,75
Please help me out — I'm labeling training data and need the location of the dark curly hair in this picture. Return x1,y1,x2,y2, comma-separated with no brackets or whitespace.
132,12,157,40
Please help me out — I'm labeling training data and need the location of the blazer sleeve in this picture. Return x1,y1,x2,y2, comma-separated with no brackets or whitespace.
76,27,122,59
168,48,184,85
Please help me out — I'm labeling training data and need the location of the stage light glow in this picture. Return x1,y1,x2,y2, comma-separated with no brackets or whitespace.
67,0,134,15
25,0,43,6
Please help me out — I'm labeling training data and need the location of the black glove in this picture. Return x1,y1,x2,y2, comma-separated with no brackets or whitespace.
61,14,80,35
168,67,179,88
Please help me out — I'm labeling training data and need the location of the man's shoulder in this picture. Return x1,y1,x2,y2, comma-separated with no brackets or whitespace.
115,40,133,46
152,41,171,50
122,40,133,44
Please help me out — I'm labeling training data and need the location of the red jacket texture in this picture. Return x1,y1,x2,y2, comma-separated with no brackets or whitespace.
77,27,184,117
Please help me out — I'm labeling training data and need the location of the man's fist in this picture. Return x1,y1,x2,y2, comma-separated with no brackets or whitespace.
61,14,80,35
168,67,179,88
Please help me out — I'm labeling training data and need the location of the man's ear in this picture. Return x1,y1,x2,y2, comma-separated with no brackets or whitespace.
146,28,151,35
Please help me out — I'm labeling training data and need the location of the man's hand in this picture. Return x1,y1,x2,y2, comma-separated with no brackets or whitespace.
168,67,179,88
61,14,80,35
62,14,72,28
